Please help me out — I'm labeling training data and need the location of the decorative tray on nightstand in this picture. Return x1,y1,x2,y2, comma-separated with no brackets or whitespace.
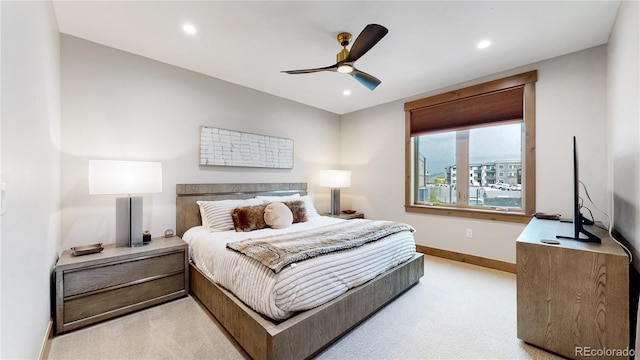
71,243,104,256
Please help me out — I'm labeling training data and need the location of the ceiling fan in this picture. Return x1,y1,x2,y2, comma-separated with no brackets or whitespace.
281,24,388,91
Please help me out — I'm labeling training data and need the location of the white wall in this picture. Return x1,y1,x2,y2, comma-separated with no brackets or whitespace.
606,1,640,349
0,1,61,358
341,46,608,264
608,0,640,268
60,35,341,249
1,3,3,355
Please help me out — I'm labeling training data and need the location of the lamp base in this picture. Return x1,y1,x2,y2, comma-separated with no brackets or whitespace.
115,196,143,247
330,188,341,215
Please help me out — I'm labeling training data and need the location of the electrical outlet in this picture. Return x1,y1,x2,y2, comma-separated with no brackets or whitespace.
466,228,473,238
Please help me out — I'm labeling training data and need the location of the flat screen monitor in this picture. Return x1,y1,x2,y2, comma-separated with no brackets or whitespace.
556,136,601,243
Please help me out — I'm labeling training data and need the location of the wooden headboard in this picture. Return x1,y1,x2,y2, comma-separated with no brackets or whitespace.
175,183,307,237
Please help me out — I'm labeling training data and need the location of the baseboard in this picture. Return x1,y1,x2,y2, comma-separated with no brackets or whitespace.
416,245,516,273
39,320,53,360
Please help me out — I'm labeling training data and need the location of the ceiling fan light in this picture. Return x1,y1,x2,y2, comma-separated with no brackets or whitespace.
337,64,354,74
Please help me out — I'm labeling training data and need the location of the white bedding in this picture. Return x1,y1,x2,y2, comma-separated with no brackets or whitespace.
183,216,416,320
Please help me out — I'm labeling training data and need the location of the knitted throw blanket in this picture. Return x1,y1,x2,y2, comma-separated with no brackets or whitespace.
226,219,414,273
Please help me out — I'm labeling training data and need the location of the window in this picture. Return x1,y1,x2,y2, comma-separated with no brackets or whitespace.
404,71,537,223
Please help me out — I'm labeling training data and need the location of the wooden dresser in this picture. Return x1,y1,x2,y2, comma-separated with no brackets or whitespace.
516,218,629,359
55,236,188,334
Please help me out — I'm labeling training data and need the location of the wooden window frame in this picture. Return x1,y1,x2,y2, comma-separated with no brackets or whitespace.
404,71,537,224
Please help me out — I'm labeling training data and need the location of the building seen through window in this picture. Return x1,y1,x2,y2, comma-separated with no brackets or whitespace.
415,122,522,209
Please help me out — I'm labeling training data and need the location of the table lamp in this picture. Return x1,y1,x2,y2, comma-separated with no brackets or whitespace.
89,160,162,247
319,170,351,215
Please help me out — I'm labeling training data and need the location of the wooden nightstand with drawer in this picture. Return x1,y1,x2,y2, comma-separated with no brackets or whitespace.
54,236,188,334
323,212,364,220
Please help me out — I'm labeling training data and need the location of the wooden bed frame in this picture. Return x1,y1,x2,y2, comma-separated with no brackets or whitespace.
176,183,424,360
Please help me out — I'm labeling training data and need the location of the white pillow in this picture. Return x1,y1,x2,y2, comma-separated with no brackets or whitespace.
264,202,293,229
197,198,263,232
256,193,301,203
300,195,320,219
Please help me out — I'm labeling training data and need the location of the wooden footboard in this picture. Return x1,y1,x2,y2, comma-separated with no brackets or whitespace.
190,253,424,360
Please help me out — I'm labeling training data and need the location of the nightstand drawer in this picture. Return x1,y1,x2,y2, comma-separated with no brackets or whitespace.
63,251,184,297
64,273,185,323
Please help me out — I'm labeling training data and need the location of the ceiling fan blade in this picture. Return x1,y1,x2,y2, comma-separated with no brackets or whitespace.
281,64,337,74
345,24,388,63
351,68,381,90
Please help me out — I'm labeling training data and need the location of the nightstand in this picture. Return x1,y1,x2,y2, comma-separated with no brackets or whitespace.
54,236,188,334
323,212,364,220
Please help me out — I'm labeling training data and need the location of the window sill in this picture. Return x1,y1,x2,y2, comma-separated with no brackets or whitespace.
405,204,532,224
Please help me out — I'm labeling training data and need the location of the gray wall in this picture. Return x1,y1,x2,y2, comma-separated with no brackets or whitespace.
606,0,640,347
608,0,639,270
1,1,61,358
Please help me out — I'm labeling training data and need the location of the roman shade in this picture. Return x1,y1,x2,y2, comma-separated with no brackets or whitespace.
408,86,524,136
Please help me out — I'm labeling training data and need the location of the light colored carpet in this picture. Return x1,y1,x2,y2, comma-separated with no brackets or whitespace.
49,255,561,360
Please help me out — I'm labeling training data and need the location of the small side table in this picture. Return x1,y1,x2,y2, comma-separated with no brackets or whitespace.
323,212,364,220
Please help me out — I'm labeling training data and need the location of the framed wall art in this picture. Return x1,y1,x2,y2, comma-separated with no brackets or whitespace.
199,126,294,169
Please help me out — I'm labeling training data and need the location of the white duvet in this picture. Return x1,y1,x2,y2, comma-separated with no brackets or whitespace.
183,216,416,320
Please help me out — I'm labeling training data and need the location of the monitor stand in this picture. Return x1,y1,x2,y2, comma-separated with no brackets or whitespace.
556,214,601,243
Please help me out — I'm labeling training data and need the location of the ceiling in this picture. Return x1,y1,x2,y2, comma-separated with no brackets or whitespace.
52,1,621,115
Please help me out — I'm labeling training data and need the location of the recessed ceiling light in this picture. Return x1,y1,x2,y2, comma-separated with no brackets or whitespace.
183,23,197,35
477,39,491,49
343,89,351,96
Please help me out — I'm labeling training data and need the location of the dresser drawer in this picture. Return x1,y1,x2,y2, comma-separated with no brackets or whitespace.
64,273,185,323
63,251,184,297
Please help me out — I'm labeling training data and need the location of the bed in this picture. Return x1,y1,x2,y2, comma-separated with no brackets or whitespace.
176,183,424,360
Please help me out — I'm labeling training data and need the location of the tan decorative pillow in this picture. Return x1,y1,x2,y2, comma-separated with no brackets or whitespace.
283,200,307,223
231,204,268,232
264,202,294,229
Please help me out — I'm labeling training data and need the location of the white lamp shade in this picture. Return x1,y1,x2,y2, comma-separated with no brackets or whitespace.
319,170,351,188
89,160,162,195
